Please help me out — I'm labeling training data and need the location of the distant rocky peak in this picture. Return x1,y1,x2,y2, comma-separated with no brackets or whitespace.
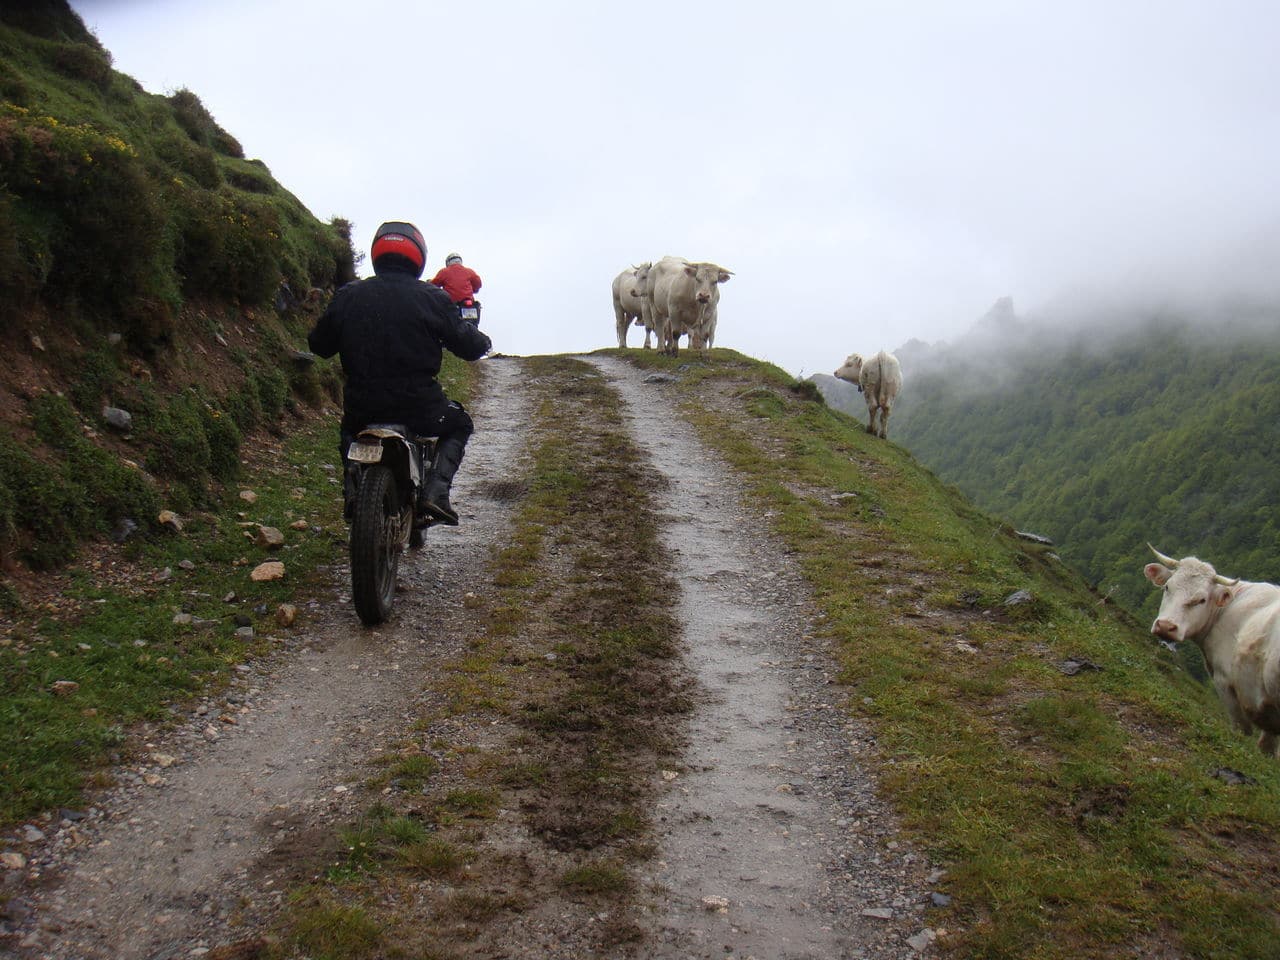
977,296,1018,331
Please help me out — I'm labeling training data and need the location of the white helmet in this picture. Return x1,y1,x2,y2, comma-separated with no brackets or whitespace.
445,252,463,265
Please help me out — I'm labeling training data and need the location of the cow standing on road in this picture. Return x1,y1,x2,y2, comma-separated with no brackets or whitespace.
649,256,732,356
834,350,903,439
1144,545,1280,756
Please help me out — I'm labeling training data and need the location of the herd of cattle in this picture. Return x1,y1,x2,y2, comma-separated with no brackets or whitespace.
612,263,1280,759
613,258,732,356
612,259,907,439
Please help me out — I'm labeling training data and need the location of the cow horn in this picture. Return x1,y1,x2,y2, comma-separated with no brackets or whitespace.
1214,573,1240,586
1147,543,1179,567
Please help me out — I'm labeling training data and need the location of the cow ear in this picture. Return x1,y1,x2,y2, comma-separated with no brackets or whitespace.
684,265,696,276
1144,563,1172,586
1214,587,1233,608
718,271,732,283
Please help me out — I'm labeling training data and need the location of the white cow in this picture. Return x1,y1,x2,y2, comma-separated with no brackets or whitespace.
649,256,732,356
612,263,653,348
834,350,903,438
1145,545,1280,756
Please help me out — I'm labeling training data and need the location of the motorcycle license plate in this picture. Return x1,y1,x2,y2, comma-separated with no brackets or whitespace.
347,440,384,464
459,306,479,321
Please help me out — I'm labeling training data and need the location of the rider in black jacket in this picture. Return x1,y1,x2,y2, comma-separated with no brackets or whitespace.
308,221,491,525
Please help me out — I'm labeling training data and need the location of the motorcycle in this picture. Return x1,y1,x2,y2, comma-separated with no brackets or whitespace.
457,297,481,324
344,424,438,626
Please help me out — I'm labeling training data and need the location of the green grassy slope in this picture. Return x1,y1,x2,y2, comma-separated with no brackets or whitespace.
0,1,355,579
0,2,355,337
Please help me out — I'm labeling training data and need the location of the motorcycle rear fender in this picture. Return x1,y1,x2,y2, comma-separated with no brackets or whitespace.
349,428,424,494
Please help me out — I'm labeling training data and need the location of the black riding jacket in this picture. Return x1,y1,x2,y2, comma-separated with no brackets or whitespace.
307,264,491,431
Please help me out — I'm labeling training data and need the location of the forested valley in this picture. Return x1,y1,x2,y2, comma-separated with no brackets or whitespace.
885,304,1280,616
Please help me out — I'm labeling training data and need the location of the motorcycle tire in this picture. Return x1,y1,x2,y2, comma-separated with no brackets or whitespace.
350,464,400,626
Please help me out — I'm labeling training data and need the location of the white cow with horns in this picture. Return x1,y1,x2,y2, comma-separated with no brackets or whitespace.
649,256,732,356
1144,544,1280,756
834,350,902,439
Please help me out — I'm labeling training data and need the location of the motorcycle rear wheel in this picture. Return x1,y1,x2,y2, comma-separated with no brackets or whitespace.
350,464,401,626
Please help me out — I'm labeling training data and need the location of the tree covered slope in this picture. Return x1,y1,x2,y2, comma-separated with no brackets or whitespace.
891,314,1280,614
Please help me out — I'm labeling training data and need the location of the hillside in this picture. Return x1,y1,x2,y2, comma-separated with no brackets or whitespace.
0,1,353,587
2,5,1279,958
886,302,1280,614
3,348,1278,959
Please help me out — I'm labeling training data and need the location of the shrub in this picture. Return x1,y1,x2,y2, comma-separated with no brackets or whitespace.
330,217,358,286
68,347,121,412
170,187,280,304
224,380,263,433
224,163,272,194
253,367,289,420
137,388,212,509
168,88,243,158
199,398,242,483
51,41,113,91
0,433,87,569
0,195,45,326
0,60,31,105
154,132,221,189
0,107,170,337
31,392,159,535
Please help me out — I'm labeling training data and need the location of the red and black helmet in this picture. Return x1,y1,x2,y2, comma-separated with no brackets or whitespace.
371,221,426,278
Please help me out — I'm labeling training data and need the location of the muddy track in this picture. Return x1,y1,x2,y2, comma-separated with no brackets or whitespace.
6,354,940,960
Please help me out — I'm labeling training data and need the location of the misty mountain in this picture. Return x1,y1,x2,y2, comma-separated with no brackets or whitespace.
890,300,1280,613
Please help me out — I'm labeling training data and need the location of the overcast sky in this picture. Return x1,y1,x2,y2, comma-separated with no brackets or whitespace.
70,0,1280,376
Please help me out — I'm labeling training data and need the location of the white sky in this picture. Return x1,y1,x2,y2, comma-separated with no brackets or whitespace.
70,0,1280,377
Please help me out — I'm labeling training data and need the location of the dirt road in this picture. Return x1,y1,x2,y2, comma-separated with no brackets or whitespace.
6,355,940,959
588,357,936,959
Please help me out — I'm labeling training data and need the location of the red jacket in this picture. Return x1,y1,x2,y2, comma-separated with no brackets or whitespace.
431,263,482,302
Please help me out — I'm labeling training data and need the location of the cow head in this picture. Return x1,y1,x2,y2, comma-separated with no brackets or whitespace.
684,262,731,305
629,262,652,298
834,354,864,386
1144,544,1239,644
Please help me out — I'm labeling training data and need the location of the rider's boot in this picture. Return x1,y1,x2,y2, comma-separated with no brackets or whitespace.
420,436,466,526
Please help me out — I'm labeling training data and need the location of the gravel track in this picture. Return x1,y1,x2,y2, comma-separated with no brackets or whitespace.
587,356,941,960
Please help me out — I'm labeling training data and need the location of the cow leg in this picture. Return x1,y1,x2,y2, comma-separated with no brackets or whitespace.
1259,731,1279,756
865,399,878,435
614,305,630,348
878,404,890,439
